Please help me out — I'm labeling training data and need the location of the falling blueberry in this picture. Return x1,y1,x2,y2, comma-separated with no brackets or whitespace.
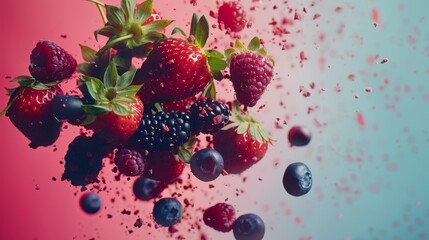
233,213,265,240
283,162,312,197
152,198,183,227
133,177,166,201
52,95,86,125
287,126,311,146
190,148,224,182
80,192,101,214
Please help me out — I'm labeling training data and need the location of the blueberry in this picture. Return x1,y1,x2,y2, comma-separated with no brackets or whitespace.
152,198,183,227
190,148,224,182
283,162,312,197
80,192,101,214
287,126,311,146
233,213,265,240
52,95,86,125
133,177,166,201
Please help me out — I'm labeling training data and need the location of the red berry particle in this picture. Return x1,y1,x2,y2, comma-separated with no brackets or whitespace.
203,203,236,232
218,1,247,33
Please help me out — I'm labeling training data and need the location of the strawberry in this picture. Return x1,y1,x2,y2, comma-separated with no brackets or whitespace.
134,14,227,104
142,151,185,184
226,37,274,107
203,203,236,232
213,101,271,174
80,61,144,145
218,1,247,33
1,77,63,148
163,96,198,112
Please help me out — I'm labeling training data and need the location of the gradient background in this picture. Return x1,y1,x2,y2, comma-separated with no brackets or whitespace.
1,0,429,239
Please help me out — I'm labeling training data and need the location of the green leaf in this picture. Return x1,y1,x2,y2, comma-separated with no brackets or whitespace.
176,148,192,163
94,25,117,41
194,15,209,48
139,31,166,44
116,96,138,103
135,0,152,24
105,5,125,26
80,115,97,126
235,40,246,51
143,20,174,33
82,76,105,100
111,100,132,116
112,50,132,71
205,50,224,58
247,37,261,51
17,77,36,87
77,63,93,75
189,13,198,37
121,0,136,20
236,122,249,135
5,87,17,96
224,48,236,60
257,48,267,56
202,81,216,99
211,70,223,81
81,104,111,116
12,75,33,83
79,44,98,62
116,84,143,97
222,121,240,131
43,81,58,87
104,61,118,88
116,69,136,90
207,57,227,71
171,27,187,37
249,124,262,143
31,83,49,90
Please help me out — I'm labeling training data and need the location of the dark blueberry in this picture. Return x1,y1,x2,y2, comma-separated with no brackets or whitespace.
52,95,86,125
190,148,224,182
133,177,166,201
233,213,265,240
283,162,312,197
152,198,183,227
80,192,101,214
287,126,311,146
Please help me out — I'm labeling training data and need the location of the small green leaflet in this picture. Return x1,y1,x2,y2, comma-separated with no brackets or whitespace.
79,44,97,62
81,104,111,116
105,5,125,26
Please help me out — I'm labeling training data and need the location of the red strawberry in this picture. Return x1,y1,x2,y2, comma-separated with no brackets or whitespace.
163,96,198,112
213,101,271,174
3,78,63,148
218,1,247,33
226,37,274,107
29,40,77,83
134,14,226,104
203,203,236,232
81,62,144,145
142,151,185,184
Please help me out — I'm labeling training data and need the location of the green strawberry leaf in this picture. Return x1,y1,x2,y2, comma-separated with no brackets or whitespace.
235,39,246,52
202,80,216,99
121,0,136,21
189,13,198,38
171,27,187,37
116,84,143,97
77,63,93,75
176,148,192,163
207,57,227,71
257,48,267,56
116,69,136,90
116,96,138,103
143,20,174,33
236,122,249,135
31,83,50,90
80,114,97,126
81,104,111,116
249,124,262,143
111,100,132,116
222,121,240,131
205,50,224,58
82,76,105,100
105,5,125,26
247,37,261,51
5,87,17,96
79,44,98,62
139,31,166,44
17,78,36,87
94,25,117,41
135,0,152,24
194,15,209,48
104,61,118,88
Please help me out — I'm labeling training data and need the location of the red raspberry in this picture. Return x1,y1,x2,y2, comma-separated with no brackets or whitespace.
114,148,146,176
29,40,77,82
203,203,236,232
218,1,247,33
230,52,274,107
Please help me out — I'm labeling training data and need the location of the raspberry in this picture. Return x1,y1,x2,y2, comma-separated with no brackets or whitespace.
203,203,236,232
114,147,146,176
190,98,230,134
132,111,192,150
218,1,247,33
230,52,274,107
29,40,77,82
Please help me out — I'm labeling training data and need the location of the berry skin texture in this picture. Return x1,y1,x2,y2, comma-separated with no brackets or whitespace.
218,1,247,33
114,148,146,176
29,40,77,82
132,110,191,151
6,85,63,148
142,151,185,184
80,192,102,214
133,177,167,201
283,162,312,197
190,98,230,134
213,128,268,174
135,38,212,104
230,52,274,107
203,203,236,232
233,213,265,240
190,148,224,182
51,95,86,125
288,126,311,147
153,198,183,227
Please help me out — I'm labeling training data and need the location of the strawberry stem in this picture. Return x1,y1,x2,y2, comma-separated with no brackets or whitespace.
85,0,108,24
97,34,134,56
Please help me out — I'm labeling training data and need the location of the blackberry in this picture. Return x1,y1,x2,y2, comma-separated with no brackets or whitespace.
190,98,230,134
114,147,146,176
62,136,113,188
132,111,192,150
